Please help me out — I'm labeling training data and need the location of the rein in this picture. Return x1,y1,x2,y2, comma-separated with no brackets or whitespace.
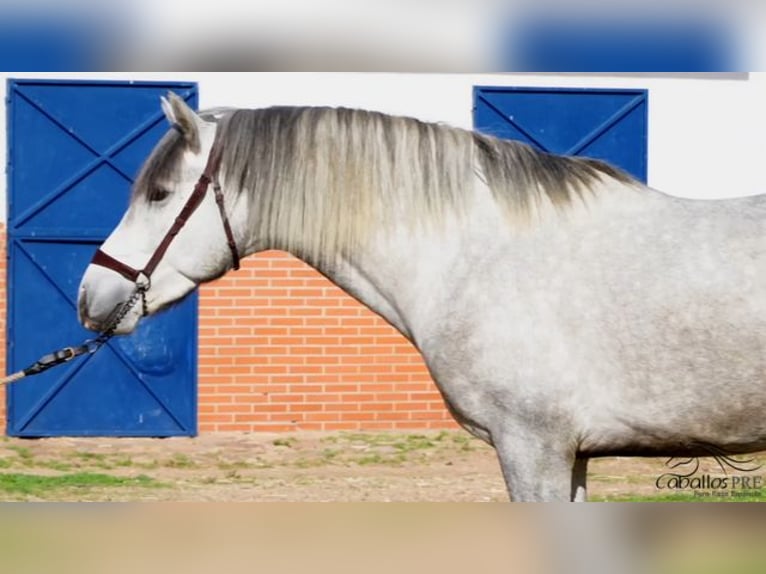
1,141,240,387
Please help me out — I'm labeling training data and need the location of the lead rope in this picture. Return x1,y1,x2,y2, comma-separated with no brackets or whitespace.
0,284,148,387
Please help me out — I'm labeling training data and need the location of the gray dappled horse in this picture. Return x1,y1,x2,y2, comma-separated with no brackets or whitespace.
78,93,765,501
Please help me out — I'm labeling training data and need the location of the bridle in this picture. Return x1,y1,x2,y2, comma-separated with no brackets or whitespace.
1,138,243,386
90,139,241,329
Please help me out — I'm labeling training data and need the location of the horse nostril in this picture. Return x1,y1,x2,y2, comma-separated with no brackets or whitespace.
78,288,100,331
78,289,88,321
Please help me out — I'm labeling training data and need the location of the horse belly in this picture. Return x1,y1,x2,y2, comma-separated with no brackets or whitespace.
581,306,766,457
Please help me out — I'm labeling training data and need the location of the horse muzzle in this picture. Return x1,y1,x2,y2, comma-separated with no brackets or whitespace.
78,270,142,335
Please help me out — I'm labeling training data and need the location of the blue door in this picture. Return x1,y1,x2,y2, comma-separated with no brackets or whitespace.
7,80,199,437
474,87,648,182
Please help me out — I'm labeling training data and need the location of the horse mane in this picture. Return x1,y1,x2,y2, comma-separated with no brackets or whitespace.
139,106,636,263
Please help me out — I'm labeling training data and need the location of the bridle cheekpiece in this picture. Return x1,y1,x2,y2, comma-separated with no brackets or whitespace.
91,139,241,323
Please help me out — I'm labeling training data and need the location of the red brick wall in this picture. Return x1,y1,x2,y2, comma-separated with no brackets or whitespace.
0,227,456,434
198,251,456,433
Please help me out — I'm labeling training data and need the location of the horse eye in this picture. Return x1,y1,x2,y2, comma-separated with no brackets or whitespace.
149,187,171,203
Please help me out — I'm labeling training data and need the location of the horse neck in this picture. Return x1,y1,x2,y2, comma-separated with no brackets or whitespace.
297,179,648,346
302,185,505,344
308,233,457,343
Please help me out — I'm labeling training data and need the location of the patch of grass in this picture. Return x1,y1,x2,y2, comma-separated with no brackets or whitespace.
293,457,320,469
39,460,74,472
392,435,438,452
354,454,385,466
293,475,317,486
70,451,107,462
354,452,407,466
451,433,477,451
272,437,297,448
314,431,485,467
68,451,114,470
218,458,273,471
333,431,480,452
217,460,252,471
341,432,400,447
164,454,196,469
8,446,34,461
0,458,13,469
321,449,340,462
0,473,164,496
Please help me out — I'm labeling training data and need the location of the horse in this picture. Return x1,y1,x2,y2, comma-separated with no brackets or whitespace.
78,92,765,502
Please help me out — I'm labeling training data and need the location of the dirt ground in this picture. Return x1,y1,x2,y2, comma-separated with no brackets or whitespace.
0,430,762,501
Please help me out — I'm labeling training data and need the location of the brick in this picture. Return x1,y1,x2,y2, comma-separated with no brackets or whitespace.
304,394,341,403
323,403,361,412
288,307,323,316
340,393,375,402
323,346,361,356
396,421,434,430
257,424,300,432
288,384,323,393
289,328,323,336
199,414,235,423
305,356,341,365
217,404,254,414
215,424,260,432
408,392,443,401
359,403,395,412
342,412,377,422
323,365,361,374
320,423,360,431
378,412,411,421
363,383,395,392
304,413,343,422
395,402,429,411
270,375,306,384
298,423,325,431
373,393,409,402
269,394,305,403
360,365,393,374
323,384,361,393
268,413,303,423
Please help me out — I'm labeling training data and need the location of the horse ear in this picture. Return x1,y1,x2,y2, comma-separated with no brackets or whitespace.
160,92,202,152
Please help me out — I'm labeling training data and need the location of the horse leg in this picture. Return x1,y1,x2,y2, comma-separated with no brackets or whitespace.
492,430,580,502
571,457,589,502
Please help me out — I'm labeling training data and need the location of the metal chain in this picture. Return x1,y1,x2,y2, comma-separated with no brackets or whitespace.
83,285,148,353
0,285,148,386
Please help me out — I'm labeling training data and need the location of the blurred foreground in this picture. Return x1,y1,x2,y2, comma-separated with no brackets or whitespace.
0,500,764,574
1,0,763,70
0,432,763,574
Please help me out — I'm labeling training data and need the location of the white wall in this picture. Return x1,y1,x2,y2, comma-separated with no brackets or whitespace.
2,72,765,223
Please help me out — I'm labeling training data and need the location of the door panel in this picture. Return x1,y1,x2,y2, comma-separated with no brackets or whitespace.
7,79,199,437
